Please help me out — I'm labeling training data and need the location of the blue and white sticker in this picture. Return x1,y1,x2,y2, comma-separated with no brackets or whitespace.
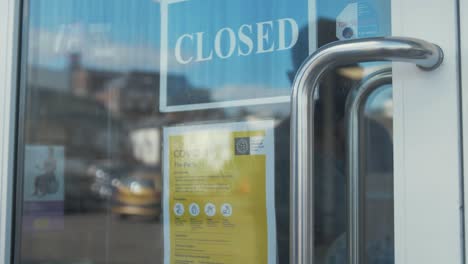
336,1,386,40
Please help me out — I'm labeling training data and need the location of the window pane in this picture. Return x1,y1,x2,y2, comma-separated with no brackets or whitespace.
15,1,392,264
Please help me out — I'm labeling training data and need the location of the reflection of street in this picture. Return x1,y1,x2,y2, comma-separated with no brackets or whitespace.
21,213,163,264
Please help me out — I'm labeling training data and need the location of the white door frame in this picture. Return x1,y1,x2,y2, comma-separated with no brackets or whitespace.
392,0,464,263
0,0,464,263
460,0,468,260
0,0,20,263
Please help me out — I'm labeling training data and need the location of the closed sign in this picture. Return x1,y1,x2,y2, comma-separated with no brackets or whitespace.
159,0,311,112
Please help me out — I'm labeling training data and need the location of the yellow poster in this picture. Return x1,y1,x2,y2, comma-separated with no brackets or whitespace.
163,121,276,264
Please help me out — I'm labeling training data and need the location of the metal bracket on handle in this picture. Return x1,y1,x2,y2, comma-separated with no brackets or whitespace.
290,37,443,264
345,68,392,264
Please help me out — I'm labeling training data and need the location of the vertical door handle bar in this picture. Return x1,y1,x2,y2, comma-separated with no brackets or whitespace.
345,68,393,264
290,37,443,264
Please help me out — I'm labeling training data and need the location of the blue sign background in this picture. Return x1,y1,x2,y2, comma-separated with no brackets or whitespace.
164,0,310,108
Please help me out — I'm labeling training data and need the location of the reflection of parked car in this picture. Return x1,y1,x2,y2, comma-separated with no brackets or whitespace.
87,161,133,199
111,169,162,219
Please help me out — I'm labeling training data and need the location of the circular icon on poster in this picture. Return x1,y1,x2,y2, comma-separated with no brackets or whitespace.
235,138,250,155
189,203,200,216
174,203,184,216
204,203,216,217
221,203,232,217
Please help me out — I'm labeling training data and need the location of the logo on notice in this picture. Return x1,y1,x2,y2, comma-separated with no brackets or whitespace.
235,137,250,155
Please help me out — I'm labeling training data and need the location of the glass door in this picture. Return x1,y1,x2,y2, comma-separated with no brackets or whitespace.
7,0,462,264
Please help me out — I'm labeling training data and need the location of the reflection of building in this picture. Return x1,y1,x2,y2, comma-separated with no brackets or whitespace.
25,53,226,212
94,72,158,118
29,53,225,157
25,85,127,160
68,54,213,118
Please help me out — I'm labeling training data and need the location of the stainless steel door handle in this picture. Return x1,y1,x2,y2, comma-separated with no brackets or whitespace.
290,37,443,264
345,68,393,264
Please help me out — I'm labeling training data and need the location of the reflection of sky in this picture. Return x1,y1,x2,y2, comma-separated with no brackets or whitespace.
29,0,310,92
29,0,161,71
28,0,390,95
30,0,161,46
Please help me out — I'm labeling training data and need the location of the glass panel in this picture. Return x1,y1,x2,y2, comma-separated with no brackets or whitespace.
363,85,394,264
15,1,392,264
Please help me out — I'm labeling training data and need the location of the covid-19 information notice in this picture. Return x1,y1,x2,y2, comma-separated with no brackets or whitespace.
163,121,276,264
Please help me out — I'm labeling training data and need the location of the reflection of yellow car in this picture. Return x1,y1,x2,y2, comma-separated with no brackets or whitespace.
111,170,162,219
